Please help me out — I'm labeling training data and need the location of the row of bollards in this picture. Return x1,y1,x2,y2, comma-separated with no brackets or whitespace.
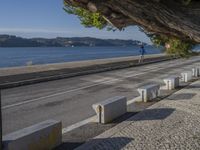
93,66,200,124
137,66,200,103
1,67,199,149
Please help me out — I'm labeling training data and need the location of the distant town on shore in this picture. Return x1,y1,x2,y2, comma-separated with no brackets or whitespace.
0,34,147,47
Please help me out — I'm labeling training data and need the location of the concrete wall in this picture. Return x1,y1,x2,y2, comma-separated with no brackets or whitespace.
138,84,160,102
181,71,192,82
3,120,62,150
0,54,172,89
192,67,200,77
93,96,127,124
163,76,179,90
0,54,167,77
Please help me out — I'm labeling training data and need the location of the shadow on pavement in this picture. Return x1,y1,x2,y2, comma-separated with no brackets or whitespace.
131,108,175,121
55,141,84,150
184,84,200,89
167,93,196,100
56,137,133,150
56,108,174,150
55,112,137,150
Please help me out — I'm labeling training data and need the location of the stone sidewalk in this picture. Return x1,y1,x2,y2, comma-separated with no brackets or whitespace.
76,80,200,150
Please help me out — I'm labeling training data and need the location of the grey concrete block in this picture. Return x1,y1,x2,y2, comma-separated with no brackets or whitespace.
181,71,192,82
137,84,160,102
163,76,179,90
3,120,62,150
192,67,200,77
92,96,127,124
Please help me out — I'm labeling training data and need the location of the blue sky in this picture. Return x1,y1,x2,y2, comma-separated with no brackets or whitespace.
0,0,151,43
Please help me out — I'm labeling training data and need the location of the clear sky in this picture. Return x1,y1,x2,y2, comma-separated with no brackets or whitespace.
0,0,151,44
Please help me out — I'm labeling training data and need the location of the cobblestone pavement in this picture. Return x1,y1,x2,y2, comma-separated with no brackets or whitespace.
76,80,200,150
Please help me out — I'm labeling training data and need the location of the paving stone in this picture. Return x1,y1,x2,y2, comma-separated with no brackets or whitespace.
76,80,200,150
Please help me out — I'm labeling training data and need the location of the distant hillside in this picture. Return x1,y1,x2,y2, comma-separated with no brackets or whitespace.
0,35,147,47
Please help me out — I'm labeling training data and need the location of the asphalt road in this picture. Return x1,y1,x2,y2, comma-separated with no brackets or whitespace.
2,56,200,135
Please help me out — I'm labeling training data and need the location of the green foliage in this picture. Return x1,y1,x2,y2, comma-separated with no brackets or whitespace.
63,4,107,29
151,35,195,57
63,1,196,57
181,0,192,5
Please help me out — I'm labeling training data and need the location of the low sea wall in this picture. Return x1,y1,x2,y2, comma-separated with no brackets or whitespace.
0,54,175,89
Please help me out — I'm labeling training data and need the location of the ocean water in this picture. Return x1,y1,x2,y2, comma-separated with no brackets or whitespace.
0,46,163,68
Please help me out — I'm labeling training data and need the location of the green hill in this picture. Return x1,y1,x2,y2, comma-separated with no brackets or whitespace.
0,35,147,47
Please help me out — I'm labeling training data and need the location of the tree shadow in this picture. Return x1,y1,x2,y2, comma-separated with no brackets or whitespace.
55,137,133,150
167,93,196,100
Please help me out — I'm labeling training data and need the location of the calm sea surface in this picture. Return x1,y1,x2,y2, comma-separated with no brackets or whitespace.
0,46,171,68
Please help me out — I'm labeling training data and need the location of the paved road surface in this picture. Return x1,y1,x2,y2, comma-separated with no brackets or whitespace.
2,56,200,135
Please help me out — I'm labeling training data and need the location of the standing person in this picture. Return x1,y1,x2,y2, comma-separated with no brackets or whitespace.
139,44,146,63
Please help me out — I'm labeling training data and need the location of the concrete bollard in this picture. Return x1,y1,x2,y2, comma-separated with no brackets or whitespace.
192,67,200,77
181,71,193,82
92,96,127,124
163,76,179,90
137,84,160,102
3,120,62,150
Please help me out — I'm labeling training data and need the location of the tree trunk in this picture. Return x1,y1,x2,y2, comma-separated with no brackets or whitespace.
64,0,200,43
